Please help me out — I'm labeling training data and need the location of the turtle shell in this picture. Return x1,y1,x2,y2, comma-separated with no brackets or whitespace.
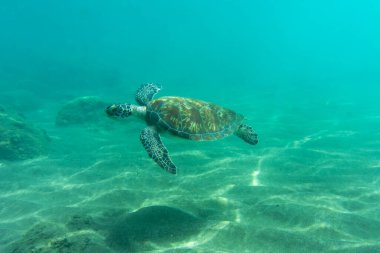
146,96,244,141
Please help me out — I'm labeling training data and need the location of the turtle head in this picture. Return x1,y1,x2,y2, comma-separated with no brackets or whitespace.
106,103,146,118
106,103,133,118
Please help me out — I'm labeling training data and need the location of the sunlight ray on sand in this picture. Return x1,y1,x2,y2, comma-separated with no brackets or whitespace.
65,160,106,179
251,169,260,186
286,131,327,149
18,156,50,166
0,210,41,224
249,147,283,187
144,220,230,252
172,149,210,159
64,189,122,208
250,154,269,187
307,149,351,157
369,160,380,168
0,189,39,198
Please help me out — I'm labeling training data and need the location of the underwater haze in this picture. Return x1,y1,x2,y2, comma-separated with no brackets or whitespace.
1,0,380,252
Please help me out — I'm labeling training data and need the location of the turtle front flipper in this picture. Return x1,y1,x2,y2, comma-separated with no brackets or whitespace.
140,126,177,174
135,83,161,106
235,124,258,145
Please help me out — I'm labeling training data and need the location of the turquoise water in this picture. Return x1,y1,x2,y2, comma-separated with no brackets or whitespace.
1,1,380,252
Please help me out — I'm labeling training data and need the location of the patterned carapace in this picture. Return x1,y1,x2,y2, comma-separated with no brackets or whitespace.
146,96,244,141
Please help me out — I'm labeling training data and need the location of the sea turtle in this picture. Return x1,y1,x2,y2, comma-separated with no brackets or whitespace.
106,83,258,174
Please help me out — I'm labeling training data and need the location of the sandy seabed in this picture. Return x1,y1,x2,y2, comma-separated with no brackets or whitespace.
1,99,380,253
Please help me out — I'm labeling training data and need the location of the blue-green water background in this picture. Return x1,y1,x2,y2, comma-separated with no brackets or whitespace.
1,1,380,252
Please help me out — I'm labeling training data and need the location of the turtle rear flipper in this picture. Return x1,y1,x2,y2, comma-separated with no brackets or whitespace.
140,126,177,174
135,83,161,106
235,124,258,145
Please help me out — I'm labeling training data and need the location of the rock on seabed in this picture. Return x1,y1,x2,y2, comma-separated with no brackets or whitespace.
0,105,50,161
56,96,109,127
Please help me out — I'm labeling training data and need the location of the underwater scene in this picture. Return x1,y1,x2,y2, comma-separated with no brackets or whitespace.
1,1,380,252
